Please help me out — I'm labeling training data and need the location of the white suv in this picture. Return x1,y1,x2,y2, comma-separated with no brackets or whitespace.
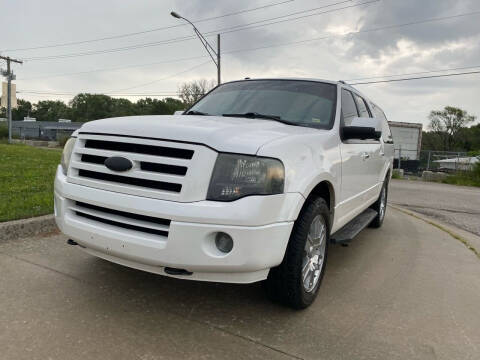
55,78,394,308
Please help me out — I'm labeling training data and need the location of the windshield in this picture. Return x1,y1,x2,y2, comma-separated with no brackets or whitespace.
187,80,337,129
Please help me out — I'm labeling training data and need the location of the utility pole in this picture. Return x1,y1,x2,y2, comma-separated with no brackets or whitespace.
1,55,23,144
217,34,221,85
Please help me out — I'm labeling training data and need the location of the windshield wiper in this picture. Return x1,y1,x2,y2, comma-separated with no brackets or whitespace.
185,110,209,115
222,112,298,126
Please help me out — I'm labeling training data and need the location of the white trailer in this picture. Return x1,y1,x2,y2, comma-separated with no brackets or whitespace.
388,121,422,160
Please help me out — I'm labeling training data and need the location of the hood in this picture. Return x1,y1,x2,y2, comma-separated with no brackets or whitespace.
77,115,315,154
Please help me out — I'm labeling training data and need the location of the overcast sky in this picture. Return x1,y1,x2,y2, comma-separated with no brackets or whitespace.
1,0,479,127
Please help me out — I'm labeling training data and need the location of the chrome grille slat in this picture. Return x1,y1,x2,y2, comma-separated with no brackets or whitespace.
75,147,192,166
71,161,186,183
84,139,194,159
77,169,182,192
80,154,188,176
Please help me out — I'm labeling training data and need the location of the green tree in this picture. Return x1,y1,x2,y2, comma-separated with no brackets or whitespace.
12,99,33,120
111,98,135,117
428,106,476,151
32,100,71,121
69,93,115,122
163,97,185,114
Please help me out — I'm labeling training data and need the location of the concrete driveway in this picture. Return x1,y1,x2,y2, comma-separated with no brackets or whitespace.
1,208,479,360
389,179,480,237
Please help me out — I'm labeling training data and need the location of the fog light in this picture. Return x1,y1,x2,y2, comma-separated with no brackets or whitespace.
215,232,233,253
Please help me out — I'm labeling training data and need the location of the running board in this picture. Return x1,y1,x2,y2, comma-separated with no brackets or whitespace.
330,208,378,244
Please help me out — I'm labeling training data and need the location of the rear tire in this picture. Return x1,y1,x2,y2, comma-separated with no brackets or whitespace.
265,197,330,309
369,178,388,228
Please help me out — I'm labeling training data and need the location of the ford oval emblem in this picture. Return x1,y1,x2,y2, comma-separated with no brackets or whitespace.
104,156,133,172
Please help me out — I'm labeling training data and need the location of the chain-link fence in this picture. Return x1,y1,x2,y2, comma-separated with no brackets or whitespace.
393,149,472,175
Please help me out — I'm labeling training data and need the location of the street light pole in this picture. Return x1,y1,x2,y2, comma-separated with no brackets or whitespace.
171,11,221,85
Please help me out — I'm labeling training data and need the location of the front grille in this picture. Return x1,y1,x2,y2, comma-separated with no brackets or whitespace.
72,201,170,237
69,134,217,202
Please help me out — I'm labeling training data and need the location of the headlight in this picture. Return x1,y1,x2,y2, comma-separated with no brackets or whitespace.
207,154,285,201
61,137,77,175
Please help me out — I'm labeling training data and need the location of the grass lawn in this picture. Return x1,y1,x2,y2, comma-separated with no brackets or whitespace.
0,143,61,222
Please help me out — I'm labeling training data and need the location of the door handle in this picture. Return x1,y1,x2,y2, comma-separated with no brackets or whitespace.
361,152,370,160
380,151,385,156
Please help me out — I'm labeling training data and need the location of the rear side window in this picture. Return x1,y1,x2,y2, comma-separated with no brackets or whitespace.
341,89,358,126
372,104,393,144
353,93,371,118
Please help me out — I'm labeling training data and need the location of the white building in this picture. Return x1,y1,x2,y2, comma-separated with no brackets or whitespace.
388,121,423,160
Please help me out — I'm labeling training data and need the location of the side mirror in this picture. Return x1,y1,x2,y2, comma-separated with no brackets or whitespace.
174,110,184,115
342,117,382,141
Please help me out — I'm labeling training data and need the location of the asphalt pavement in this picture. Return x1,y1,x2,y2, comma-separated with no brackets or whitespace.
1,207,479,359
389,179,480,237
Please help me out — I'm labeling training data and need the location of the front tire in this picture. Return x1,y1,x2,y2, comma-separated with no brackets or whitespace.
266,197,330,309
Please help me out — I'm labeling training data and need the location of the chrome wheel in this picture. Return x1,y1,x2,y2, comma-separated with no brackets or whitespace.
379,186,386,220
302,215,327,293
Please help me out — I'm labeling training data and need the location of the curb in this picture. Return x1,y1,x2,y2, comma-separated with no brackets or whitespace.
0,214,58,242
389,205,480,260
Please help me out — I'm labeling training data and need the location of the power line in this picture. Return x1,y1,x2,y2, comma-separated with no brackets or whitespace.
2,0,294,52
17,60,210,95
15,10,480,86
107,61,211,93
21,7,480,65
19,69,480,98
21,0,378,61
223,10,480,55
345,65,480,81
349,70,480,85
17,54,209,81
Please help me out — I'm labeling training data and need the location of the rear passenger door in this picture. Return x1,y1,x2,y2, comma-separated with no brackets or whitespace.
352,93,384,190
338,89,379,227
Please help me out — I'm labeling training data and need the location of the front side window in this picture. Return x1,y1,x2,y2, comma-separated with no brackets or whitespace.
188,80,337,129
341,89,358,127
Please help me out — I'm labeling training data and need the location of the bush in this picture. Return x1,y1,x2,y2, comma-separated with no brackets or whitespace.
442,163,480,187
0,123,7,139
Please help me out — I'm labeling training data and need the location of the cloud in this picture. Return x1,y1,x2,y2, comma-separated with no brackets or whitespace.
1,0,478,126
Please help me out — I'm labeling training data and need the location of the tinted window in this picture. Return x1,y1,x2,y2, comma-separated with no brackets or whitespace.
341,89,358,126
189,80,337,129
353,93,371,118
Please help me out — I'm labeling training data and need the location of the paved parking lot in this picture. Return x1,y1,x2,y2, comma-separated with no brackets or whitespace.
389,179,480,237
1,208,479,360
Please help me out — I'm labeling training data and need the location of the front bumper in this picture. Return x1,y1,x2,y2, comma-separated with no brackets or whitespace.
54,166,303,283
